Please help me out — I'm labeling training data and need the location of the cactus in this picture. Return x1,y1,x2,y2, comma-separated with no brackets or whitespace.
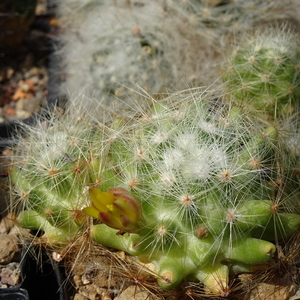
8,10,300,298
57,0,295,118
222,25,300,118
10,116,94,247
10,85,300,296
58,0,190,114
84,92,300,294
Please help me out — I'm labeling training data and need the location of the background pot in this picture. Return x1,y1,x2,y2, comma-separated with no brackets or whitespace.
0,0,37,51
0,246,73,300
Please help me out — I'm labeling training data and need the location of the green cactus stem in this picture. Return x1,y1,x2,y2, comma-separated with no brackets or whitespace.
222,25,300,118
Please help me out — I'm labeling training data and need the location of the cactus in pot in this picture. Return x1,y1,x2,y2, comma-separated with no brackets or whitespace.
10,88,300,296
9,22,300,299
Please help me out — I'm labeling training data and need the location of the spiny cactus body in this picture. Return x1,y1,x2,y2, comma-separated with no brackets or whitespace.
11,87,300,295
58,0,190,113
222,26,300,117
11,117,96,246
84,91,300,294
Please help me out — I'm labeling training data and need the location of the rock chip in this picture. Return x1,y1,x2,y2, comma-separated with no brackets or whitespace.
73,293,89,300
0,217,14,234
0,234,20,264
115,286,156,300
290,290,300,300
78,284,98,300
0,263,21,286
249,281,297,300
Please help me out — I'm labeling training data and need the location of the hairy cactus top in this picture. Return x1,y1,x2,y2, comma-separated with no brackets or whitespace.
84,90,300,294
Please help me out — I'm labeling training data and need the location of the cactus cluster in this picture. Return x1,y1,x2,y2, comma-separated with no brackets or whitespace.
57,0,295,117
11,91,300,296
8,4,300,299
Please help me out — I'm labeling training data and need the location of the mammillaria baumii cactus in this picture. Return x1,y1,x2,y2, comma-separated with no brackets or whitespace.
8,13,300,300
10,88,300,297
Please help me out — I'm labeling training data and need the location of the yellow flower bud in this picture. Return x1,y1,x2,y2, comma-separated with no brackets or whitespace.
83,187,144,233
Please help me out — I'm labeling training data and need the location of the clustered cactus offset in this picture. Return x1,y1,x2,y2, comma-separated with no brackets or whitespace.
222,26,300,117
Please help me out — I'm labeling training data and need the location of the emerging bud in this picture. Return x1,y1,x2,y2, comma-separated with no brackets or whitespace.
83,187,144,233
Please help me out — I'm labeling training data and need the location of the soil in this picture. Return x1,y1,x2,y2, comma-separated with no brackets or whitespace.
0,218,21,289
0,1,54,124
65,240,300,300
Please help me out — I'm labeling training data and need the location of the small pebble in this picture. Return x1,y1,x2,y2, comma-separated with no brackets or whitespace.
115,286,155,300
0,262,21,287
101,290,112,300
16,110,31,120
0,267,19,286
79,284,98,300
73,275,82,288
19,83,30,93
0,234,20,264
0,217,14,234
25,67,43,78
5,108,16,116
73,294,89,300
249,281,297,300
